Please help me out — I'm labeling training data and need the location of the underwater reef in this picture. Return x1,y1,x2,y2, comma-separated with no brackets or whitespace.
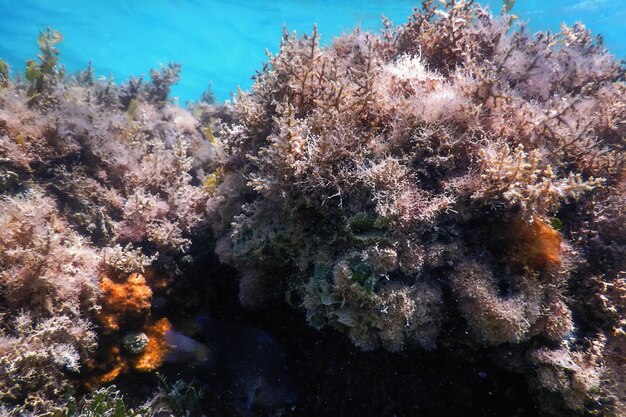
0,1,624,416
0,28,216,415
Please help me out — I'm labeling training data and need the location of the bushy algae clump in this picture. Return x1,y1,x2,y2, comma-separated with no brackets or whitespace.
0,28,215,415
208,1,625,415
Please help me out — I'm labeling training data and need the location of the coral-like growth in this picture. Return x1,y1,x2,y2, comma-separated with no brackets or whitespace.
0,314,97,415
0,192,100,414
0,191,101,317
208,1,625,415
0,37,212,257
469,142,605,219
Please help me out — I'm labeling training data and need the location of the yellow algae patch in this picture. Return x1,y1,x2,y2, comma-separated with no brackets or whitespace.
203,168,223,192
203,126,217,143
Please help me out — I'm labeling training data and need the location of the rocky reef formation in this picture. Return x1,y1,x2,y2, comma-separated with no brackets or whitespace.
209,1,625,415
0,1,624,416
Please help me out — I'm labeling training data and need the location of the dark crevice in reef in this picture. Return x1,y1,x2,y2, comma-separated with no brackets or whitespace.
260,307,539,417
153,241,540,417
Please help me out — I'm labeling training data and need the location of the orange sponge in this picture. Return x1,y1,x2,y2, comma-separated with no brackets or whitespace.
133,318,173,371
510,218,563,269
98,272,152,332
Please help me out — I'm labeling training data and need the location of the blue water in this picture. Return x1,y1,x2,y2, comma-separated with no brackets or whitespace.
0,1,624,103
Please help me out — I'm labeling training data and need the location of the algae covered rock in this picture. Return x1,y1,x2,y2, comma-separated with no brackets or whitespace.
208,1,625,415
0,28,213,415
122,332,150,355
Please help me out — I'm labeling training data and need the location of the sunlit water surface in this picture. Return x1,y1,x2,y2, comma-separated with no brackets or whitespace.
0,0,624,103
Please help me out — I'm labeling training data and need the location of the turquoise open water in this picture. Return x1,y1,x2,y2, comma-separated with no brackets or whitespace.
0,1,624,103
